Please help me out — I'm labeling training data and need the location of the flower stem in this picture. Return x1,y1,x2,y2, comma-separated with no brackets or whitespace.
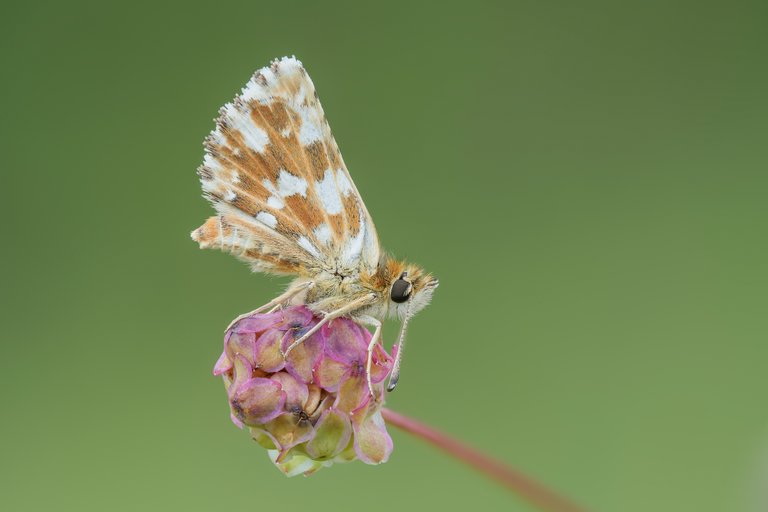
381,408,588,512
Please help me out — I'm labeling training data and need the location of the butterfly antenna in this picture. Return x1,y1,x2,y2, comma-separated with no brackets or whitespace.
387,302,413,392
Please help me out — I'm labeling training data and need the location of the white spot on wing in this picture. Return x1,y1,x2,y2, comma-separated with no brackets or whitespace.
224,190,236,202
260,67,277,87
362,218,380,270
203,154,222,172
267,196,284,209
316,169,342,215
336,170,353,196
341,216,366,267
220,103,269,153
298,116,322,145
240,79,264,103
255,211,277,228
215,204,276,238
313,223,332,245
297,91,322,145
238,123,269,153
277,169,308,197
209,129,227,147
262,169,306,210
298,236,321,259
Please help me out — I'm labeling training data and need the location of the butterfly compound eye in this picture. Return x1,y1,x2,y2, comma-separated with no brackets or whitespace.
390,277,412,303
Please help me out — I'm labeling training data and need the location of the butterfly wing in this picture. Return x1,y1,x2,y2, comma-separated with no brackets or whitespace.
192,57,381,276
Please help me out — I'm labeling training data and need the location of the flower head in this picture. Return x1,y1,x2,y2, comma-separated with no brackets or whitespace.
213,306,396,476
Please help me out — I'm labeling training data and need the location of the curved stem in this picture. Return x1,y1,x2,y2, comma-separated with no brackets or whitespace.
381,408,588,512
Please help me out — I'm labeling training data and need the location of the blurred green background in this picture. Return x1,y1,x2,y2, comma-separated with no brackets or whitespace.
2,1,767,511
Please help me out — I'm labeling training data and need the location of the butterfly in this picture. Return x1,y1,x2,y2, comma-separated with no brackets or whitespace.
191,56,438,395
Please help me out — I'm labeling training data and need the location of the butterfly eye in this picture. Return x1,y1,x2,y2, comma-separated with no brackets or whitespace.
390,274,412,303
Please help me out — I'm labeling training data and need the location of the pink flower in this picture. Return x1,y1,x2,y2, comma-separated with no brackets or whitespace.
213,306,395,476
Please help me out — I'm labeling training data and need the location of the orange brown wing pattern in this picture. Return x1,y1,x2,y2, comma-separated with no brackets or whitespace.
192,214,308,276
192,57,380,276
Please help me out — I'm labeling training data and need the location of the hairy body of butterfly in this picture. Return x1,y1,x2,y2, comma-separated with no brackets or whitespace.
191,57,438,394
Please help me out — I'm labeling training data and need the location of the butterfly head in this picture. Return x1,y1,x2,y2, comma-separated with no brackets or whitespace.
385,263,438,321
373,261,438,392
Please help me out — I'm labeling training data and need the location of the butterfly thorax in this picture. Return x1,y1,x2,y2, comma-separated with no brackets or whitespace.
295,269,372,313
291,257,434,322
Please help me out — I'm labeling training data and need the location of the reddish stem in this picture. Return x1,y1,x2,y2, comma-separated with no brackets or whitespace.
381,408,588,512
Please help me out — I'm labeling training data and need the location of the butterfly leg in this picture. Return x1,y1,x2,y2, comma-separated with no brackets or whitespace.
225,281,314,332
282,293,377,357
356,315,382,397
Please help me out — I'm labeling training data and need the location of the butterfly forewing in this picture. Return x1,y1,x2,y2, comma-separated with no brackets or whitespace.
193,57,380,276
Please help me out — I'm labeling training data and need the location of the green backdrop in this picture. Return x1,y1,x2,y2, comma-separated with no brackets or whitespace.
2,1,767,511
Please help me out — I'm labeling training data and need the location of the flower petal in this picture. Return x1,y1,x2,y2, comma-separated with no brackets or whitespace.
369,343,393,384
314,357,349,392
310,394,334,422
334,444,358,463
283,329,325,383
253,329,286,372
231,310,282,334
352,410,393,464
275,306,314,330
269,451,326,477
230,355,253,393
222,373,233,395
213,351,232,376
334,375,369,414
270,372,308,411
230,377,285,425
249,426,278,450
324,319,367,364
305,409,352,460
263,412,315,452
304,384,322,417
225,332,257,365
229,412,244,429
